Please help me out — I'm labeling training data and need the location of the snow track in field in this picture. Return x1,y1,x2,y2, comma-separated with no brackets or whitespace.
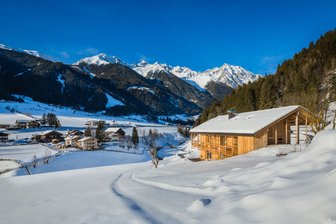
111,173,162,224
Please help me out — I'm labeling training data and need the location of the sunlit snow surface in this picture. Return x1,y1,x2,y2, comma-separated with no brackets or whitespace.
0,130,335,223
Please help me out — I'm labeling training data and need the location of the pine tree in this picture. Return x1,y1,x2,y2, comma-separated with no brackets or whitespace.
41,113,46,125
54,119,61,129
259,77,276,109
84,126,92,137
132,127,139,145
46,113,59,126
95,122,105,142
177,124,183,135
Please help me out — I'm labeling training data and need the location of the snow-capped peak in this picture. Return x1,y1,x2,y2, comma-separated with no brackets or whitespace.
132,61,172,76
138,60,148,66
198,63,260,88
0,43,53,61
131,60,259,90
73,53,125,66
23,50,42,58
0,43,12,50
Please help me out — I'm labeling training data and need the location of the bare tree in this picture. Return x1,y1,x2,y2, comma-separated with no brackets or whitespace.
148,129,161,168
311,111,327,134
141,129,146,143
150,146,162,168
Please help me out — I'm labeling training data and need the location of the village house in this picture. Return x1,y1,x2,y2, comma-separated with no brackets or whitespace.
15,120,40,129
104,127,125,141
64,129,85,147
190,105,316,160
34,130,63,143
77,137,98,150
67,129,84,137
65,135,81,147
15,120,30,129
0,124,10,129
0,132,9,142
85,120,106,127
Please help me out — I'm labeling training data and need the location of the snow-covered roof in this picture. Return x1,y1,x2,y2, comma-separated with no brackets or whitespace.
65,135,80,140
105,127,123,133
0,132,9,136
77,137,96,142
41,130,62,136
16,119,36,123
190,105,302,135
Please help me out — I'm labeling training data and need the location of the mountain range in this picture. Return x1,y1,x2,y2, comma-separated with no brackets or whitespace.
0,44,259,116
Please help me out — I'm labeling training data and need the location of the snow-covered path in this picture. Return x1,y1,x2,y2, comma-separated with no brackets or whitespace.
1,130,336,224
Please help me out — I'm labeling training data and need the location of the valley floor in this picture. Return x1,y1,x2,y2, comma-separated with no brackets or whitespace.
0,130,335,224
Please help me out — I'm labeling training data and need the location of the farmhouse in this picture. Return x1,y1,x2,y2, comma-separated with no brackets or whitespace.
65,135,80,147
15,120,30,128
15,120,40,129
34,130,63,143
105,127,125,141
0,124,10,129
190,105,316,160
0,132,9,142
86,120,106,127
77,137,98,150
67,129,84,137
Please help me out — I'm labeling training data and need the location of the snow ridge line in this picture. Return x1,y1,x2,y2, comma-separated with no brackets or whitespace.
131,171,216,197
111,174,162,224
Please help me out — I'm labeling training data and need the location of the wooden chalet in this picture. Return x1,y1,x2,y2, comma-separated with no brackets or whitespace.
15,120,30,128
34,130,63,143
105,127,125,141
65,135,80,147
77,137,98,150
0,124,10,129
85,120,106,127
190,105,316,160
0,132,9,142
15,120,40,129
67,129,84,137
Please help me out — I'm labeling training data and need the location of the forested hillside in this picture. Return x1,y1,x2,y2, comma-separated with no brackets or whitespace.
197,29,336,125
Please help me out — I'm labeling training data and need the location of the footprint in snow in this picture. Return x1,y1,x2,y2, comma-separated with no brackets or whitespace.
255,162,270,168
187,198,212,212
231,167,242,171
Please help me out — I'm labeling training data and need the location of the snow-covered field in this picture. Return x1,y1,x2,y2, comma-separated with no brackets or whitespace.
1,98,335,223
0,127,182,177
0,144,57,163
0,130,335,223
15,150,150,176
0,144,59,175
0,96,192,128
0,96,151,128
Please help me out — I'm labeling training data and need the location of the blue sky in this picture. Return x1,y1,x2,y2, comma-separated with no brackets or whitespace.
0,0,335,74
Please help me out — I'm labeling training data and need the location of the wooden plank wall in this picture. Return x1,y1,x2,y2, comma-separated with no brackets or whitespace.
191,133,254,160
254,130,267,150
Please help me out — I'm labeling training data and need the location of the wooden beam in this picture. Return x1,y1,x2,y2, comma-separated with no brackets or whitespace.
305,116,308,144
296,112,299,144
266,128,269,146
275,124,278,145
285,118,288,144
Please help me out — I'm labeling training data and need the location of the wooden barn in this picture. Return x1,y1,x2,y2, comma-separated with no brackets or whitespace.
190,105,316,160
